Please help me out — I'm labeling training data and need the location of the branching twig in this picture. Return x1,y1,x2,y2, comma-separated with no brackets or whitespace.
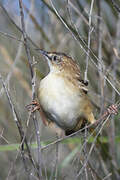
41,104,118,151
18,0,43,178
75,115,111,179
1,1,120,98
49,0,120,97
0,75,34,178
6,150,22,180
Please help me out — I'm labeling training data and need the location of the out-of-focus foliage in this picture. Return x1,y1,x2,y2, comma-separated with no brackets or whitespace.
0,0,120,179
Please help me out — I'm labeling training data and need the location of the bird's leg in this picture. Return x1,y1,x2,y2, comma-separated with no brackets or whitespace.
26,100,40,112
93,104,118,127
26,100,48,126
107,104,118,115
100,104,118,119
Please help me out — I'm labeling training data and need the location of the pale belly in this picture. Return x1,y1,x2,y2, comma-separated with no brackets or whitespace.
38,74,83,130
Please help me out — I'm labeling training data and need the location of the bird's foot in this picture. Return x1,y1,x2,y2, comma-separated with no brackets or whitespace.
26,100,40,113
26,100,48,126
107,104,118,115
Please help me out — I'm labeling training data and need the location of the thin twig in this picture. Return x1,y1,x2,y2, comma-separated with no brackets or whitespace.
0,45,31,97
32,59,43,178
1,0,120,98
103,173,112,180
84,0,95,83
49,0,120,97
18,0,43,178
23,3,50,43
97,0,105,116
0,75,30,178
107,13,120,179
41,103,118,151
0,30,24,43
18,0,33,78
6,150,22,180
87,161,102,180
54,134,59,180
83,128,89,180
68,1,89,26
75,115,111,179
111,0,120,13
0,128,9,144
1,0,120,99
94,147,111,180
50,134,59,180
0,2,38,48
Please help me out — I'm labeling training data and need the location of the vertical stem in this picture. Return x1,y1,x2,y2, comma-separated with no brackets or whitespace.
84,128,88,180
107,14,120,180
18,0,43,178
97,0,105,115
84,0,94,83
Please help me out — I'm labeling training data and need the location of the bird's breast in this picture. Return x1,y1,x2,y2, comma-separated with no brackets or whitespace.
38,73,83,130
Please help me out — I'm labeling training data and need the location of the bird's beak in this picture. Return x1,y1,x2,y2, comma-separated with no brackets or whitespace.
36,49,51,60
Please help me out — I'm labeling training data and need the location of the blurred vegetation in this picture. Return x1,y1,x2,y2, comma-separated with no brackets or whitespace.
0,0,120,179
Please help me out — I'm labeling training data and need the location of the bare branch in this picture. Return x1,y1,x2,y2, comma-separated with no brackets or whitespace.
18,0,43,178
0,74,34,178
84,0,95,83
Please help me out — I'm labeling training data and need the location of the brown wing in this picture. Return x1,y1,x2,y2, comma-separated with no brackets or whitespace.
75,70,88,94
62,55,89,94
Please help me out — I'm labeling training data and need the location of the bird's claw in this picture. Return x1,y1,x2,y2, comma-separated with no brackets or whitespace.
26,100,40,113
107,104,118,115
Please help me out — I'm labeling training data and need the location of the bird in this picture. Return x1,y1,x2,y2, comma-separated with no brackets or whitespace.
28,50,96,135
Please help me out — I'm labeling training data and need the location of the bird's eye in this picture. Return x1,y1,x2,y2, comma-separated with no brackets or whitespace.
53,55,58,61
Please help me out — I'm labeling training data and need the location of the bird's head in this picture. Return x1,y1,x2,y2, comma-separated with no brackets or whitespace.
38,49,81,77
37,49,88,93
